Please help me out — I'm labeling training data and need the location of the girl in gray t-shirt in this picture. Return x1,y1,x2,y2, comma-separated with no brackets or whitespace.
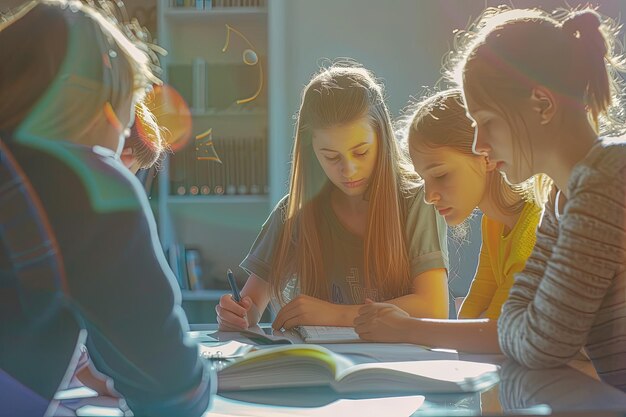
216,62,449,331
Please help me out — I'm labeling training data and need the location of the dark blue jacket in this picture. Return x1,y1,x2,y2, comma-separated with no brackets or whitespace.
1,134,213,417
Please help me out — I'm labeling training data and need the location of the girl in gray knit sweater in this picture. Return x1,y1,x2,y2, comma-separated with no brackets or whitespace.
451,6,626,390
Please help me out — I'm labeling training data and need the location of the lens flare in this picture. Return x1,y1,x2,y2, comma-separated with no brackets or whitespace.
143,84,192,152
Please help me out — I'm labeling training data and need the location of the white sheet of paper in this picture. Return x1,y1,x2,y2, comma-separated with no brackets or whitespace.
297,326,361,343
198,340,255,359
205,395,425,417
54,386,98,401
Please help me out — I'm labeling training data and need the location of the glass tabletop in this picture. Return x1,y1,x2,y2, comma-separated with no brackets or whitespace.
192,324,626,416
206,358,626,416
55,324,626,416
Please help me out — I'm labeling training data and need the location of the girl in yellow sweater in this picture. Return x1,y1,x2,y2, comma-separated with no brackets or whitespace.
414,89,545,320
355,89,549,352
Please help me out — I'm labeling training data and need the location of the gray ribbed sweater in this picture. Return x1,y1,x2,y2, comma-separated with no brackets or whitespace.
499,138,626,391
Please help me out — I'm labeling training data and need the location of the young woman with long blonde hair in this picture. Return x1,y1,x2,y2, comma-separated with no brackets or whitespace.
217,62,449,330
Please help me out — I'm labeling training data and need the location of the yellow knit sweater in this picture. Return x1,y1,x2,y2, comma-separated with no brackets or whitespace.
458,201,542,319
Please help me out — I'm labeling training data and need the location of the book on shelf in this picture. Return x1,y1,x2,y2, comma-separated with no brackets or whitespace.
209,0,266,8
185,247,203,290
176,243,189,288
191,58,207,114
186,136,199,195
225,136,236,195
172,0,266,7
166,243,205,290
169,141,186,196
247,135,257,194
198,148,210,195
236,138,247,195
217,344,499,394
195,0,205,10
167,243,187,290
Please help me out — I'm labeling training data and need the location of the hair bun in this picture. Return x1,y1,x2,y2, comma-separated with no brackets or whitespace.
562,10,602,38
562,9,607,58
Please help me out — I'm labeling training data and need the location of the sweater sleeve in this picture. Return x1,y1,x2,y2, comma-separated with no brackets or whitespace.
498,172,626,368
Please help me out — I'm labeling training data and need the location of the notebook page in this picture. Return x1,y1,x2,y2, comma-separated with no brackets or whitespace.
297,326,361,343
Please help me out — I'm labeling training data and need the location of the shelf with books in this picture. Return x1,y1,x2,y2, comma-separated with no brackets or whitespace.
156,0,273,315
166,0,266,10
168,135,268,199
164,8,267,22
165,61,267,118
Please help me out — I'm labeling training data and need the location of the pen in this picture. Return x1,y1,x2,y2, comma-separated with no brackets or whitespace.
227,268,241,302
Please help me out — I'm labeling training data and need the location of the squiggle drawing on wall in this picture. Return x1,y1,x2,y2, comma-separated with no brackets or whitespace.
195,128,221,162
222,24,263,104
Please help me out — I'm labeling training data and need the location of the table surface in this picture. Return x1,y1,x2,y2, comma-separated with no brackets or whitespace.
52,324,626,417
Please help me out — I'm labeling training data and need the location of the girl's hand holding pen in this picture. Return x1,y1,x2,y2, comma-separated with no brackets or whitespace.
216,293,253,330
217,268,253,330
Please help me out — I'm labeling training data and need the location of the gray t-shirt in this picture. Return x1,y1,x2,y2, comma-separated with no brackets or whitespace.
240,186,448,307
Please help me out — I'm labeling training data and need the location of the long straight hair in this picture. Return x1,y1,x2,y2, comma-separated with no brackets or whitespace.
271,63,421,305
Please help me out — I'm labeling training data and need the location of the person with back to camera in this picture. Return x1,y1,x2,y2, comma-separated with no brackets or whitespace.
0,1,214,415
70,101,168,397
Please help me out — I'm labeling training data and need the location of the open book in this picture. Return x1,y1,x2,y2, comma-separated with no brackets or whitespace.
295,326,362,343
217,345,499,394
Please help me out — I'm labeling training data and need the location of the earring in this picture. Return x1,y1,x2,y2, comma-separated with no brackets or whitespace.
103,102,123,134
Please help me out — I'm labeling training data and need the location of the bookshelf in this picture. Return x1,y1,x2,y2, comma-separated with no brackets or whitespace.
156,0,274,322
164,7,267,21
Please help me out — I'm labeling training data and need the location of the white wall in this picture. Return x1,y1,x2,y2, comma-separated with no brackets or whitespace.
283,0,450,116
271,0,626,196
